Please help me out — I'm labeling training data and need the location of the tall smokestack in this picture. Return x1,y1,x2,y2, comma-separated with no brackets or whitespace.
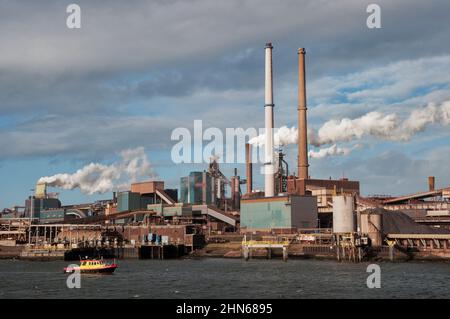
428,176,435,191
246,143,253,194
297,48,309,180
264,42,275,197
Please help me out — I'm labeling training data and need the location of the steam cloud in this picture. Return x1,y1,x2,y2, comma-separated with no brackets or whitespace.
308,144,361,159
249,126,298,147
249,101,450,158
38,147,156,194
311,101,450,146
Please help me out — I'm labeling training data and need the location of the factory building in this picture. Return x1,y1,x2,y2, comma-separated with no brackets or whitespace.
240,195,318,232
24,197,61,219
117,191,144,212
117,181,177,213
147,203,195,217
38,208,89,224
24,183,61,219
360,177,450,229
180,171,214,205
288,177,360,227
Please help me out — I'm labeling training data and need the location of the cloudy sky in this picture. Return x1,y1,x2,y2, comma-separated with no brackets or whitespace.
1,0,449,208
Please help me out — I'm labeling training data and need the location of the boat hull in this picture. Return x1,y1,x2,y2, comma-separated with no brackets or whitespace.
64,264,118,274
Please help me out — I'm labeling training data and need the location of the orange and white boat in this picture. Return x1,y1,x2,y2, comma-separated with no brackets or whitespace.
64,258,118,274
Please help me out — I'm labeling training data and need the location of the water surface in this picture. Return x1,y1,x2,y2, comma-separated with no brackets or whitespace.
0,258,449,298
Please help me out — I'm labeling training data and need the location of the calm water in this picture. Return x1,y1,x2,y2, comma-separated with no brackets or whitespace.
0,258,449,299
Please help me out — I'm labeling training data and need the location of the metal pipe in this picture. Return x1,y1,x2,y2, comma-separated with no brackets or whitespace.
264,42,275,197
297,48,309,181
246,143,253,194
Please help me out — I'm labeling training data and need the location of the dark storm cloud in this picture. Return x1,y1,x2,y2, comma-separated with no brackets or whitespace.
1,0,450,166
1,0,450,115
135,48,261,98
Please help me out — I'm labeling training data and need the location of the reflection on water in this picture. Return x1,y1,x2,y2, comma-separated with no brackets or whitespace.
0,258,449,299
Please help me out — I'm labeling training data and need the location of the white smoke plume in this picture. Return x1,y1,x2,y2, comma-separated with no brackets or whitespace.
313,101,450,146
249,101,450,157
310,112,397,146
308,144,360,159
248,126,297,147
38,147,156,195
395,101,450,141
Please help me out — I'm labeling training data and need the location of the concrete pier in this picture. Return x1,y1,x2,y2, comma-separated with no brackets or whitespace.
241,239,290,261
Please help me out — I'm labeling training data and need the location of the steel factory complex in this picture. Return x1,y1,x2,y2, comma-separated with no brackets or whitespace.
1,43,449,262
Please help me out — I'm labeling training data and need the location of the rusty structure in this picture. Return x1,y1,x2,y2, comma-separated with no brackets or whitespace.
297,48,309,183
230,168,242,210
359,177,450,229
428,176,435,191
245,143,253,195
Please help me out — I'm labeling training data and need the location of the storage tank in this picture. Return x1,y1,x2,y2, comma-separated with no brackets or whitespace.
332,195,355,233
360,211,383,247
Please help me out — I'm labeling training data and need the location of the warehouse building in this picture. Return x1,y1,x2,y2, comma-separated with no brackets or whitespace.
240,195,318,232
117,181,178,213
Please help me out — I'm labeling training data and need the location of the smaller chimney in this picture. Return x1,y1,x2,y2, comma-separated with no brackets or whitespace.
246,143,253,194
428,176,435,191
232,168,240,210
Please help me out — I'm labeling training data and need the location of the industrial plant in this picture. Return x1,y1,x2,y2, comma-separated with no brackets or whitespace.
1,43,449,262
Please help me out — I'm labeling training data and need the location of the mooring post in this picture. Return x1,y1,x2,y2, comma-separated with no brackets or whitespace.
243,246,249,261
282,247,288,262
336,236,340,261
389,245,394,262
267,248,272,259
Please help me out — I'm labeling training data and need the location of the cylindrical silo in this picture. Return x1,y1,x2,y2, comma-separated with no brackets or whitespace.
332,195,355,233
360,211,383,247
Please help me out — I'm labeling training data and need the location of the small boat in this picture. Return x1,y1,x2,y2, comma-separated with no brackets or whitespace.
64,258,118,274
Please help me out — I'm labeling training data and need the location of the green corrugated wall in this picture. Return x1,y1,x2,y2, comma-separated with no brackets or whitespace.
240,200,292,229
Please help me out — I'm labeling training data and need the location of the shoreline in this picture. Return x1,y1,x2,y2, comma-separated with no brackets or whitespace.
3,243,450,263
